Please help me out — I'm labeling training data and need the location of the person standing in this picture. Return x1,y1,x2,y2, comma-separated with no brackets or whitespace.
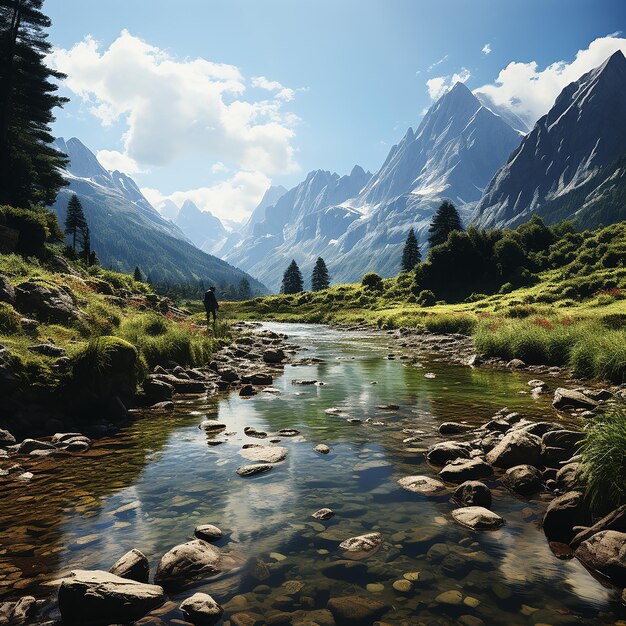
203,285,219,329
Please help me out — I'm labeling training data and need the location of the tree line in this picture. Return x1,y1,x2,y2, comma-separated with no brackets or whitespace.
281,256,330,294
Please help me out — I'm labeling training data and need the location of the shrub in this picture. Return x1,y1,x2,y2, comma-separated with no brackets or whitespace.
362,272,383,290
499,282,514,294
416,290,436,307
580,408,626,515
82,301,122,336
505,304,537,318
570,330,626,384
0,205,61,255
0,302,20,333
425,314,477,335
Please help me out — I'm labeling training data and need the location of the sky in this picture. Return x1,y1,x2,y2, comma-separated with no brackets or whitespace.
45,0,626,224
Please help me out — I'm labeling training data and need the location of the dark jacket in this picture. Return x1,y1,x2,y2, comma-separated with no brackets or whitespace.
203,290,219,311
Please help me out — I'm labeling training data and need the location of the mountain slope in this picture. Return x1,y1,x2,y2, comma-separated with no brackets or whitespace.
473,50,626,229
50,138,266,292
174,200,227,252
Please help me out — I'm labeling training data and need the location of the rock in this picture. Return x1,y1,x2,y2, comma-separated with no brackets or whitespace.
392,579,412,593
0,276,15,304
51,432,86,444
292,379,317,385
506,359,526,369
278,428,300,437
541,429,583,451
312,508,335,520
15,281,81,324
439,458,493,483
239,384,256,397
552,388,598,410
219,368,239,383
0,596,37,625
451,506,504,530
438,422,473,435
109,548,149,583
230,611,263,626
240,372,273,386
236,464,273,477
263,348,285,364
194,524,223,543
503,465,543,495
244,426,267,439
426,441,471,466
453,481,492,508
58,569,165,624
240,446,287,463
315,444,330,454
435,590,463,605
16,438,56,454
152,401,174,411
542,491,591,543
0,428,16,447
28,342,66,357
180,592,224,626
143,377,175,401
326,596,388,624
556,462,583,491
571,504,626,549
199,420,226,432
154,540,223,591
153,374,206,393
339,532,382,556
397,475,447,496
575,530,626,587
528,379,547,389
486,430,542,469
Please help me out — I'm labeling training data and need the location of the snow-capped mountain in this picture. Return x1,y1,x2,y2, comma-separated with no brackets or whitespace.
174,200,227,252
50,137,266,291
473,50,626,229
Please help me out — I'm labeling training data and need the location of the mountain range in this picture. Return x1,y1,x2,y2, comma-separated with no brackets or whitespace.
50,138,266,292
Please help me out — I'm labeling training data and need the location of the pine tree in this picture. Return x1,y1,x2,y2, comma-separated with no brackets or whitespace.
81,225,91,260
133,266,142,282
427,201,463,248
311,257,330,291
0,0,68,207
64,194,88,250
281,259,303,294
401,228,421,272
238,278,251,300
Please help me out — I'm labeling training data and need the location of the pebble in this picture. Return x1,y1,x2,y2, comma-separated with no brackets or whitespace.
392,579,412,593
435,590,463,605
366,583,384,593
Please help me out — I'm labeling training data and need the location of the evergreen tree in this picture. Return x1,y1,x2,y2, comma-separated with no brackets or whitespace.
427,201,463,248
81,224,90,260
311,257,330,291
133,266,142,282
281,259,303,294
0,0,68,207
88,250,98,267
64,194,88,250
238,277,251,300
401,228,421,272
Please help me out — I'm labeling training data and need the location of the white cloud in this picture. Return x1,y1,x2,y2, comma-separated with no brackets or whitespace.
482,43,492,55
427,55,448,72
48,30,299,176
426,68,471,100
96,149,143,174
251,75,295,102
211,161,228,174
474,34,626,127
142,170,271,223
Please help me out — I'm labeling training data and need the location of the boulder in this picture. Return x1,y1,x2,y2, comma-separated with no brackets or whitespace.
439,458,493,483
16,438,56,454
426,441,471,466
244,426,267,439
263,348,285,364
552,388,598,410
571,504,626,549
453,481,492,508
541,430,583,451
575,530,626,587
0,596,37,625
239,384,256,397
339,533,382,556
239,446,287,463
506,359,526,369
236,464,273,477
542,491,591,543
143,377,174,401
27,342,66,357
397,475,447,496
58,569,165,624
312,508,335,520
109,549,149,583
0,276,15,304
438,422,474,435
451,506,504,530
194,524,223,543
326,596,389,624
14,281,81,324
199,420,226,432
556,462,583,491
154,540,223,591
486,430,542,469
315,444,330,454
240,372,273,386
0,428,16,447
180,592,224,626
503,465,543,495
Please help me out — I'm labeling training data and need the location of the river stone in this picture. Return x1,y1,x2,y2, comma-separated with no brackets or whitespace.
312,508,335,520
339,532,382,556
199,420,226,432
571,504,626,549
451,506,504,530
326,596,389,624
58,569,165,624
575,530,626,586
552,388,598,410
0,429,16,447
109,548,149,583
439,458,493,483
453,481,492,508
263,348,284,364
180,592,224,625
278,428,300,437
244,426,267,439
154,540,223,591
542,491,591,543
397,475,447,496
0,596,37,625
438,422,474,435
236,464,273,477
435,590,463,605
426,441,471,466
503,465,543,495
17,438,56,454
392,579,412,593
315,444,330,454
194,524,223,542
240,372,273,386
486,430,542,469
556,462,582,491
240,446,287,463
541,429,583,452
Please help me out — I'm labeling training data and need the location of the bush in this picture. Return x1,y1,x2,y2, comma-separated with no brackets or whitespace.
580,408,626,515
82,301,122,336
425,314,477,335
362,272,383,290
417,290,436,307
0,302,20,333
569,330,626,384
0,205,62,255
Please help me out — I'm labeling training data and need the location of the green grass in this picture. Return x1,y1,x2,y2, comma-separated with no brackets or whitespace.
580,408,626,515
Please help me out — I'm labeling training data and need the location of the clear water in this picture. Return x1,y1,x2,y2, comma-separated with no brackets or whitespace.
0,323,623,624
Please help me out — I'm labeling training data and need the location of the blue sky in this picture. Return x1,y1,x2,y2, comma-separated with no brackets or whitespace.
46,0,625,222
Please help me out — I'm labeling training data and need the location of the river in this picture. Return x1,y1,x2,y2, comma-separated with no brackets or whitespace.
0,323,623,624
